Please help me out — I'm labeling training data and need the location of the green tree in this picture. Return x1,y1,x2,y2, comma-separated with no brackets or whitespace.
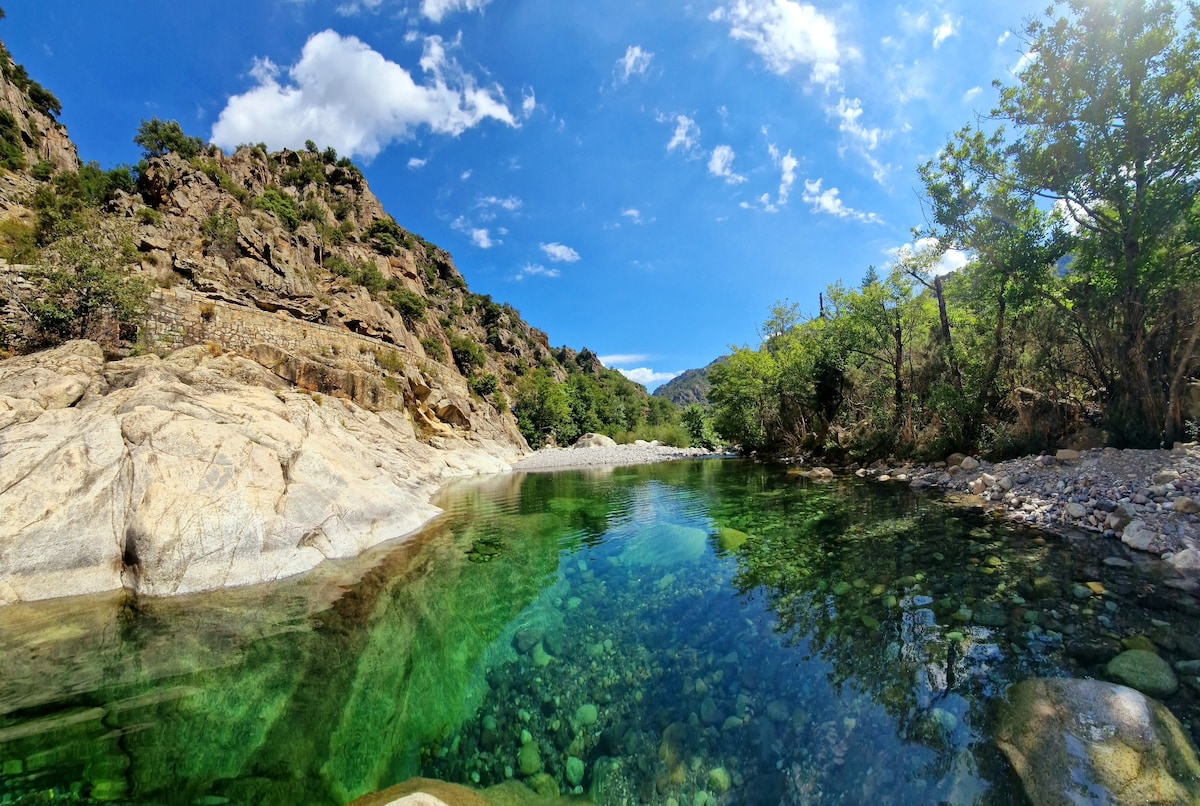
708,346,780,452
134,118,204,160
29,237,149,344
514,369,575,448
994,0,1200,444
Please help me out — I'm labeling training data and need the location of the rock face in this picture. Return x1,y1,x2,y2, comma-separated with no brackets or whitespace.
0,341,522,604
995,678,1200,805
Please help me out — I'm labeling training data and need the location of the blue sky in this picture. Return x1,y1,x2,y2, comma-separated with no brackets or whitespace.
5,0,1044,389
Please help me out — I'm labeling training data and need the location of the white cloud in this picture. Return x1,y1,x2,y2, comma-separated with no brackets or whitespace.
962,86,982,103
478,195,522,213
932,14,959,49
886,236,969,276
461,169,473,180
665,114,701,154
1011,50,1039,76
615,45,654,83
829,96,893,183
522,88,537,118
710,0,842,86
997,31,1011,47
514,263,561,281
599,354,650,366
335,0,383,16
622,208,643,224
708,145,746,184
618,367,682,386
801,178,882,224
541,242,581,263
897,7,929,34
452,216,497,248
407,157,427,169
777,150,798,204
211,31,515,160
421,0,491,23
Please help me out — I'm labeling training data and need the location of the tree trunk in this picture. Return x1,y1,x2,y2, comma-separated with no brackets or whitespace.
933,275,963,395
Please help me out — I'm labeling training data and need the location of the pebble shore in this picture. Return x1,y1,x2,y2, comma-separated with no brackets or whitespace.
851,444,1200,590
511,443,732,472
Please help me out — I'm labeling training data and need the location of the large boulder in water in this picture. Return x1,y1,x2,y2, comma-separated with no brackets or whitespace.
995,678,1200,805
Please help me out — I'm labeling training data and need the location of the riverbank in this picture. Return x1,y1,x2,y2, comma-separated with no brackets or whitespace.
511,442,734,472
843,444,1200,591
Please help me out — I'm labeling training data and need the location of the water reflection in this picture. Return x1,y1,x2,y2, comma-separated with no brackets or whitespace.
0,461,1197,805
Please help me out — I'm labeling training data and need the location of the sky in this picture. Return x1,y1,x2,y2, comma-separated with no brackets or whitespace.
4,0,1046,390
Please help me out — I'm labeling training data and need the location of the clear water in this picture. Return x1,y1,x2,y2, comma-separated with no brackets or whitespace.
1,460,1198,805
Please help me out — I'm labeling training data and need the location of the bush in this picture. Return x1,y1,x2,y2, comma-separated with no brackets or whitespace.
202,208,238,261
30,159,54,181
29,237,149,344
450,335,486,373
421,336,446,362
26,83,61,119
365,217,407,255
135,207,163,226
0,218,36,263
681,404,718,449
615,424,692,448
134,118,203,160
468,372,499,397
254,187,300,231
0,110,25,171
375,348,404,373
388,288,427,322
282,159,326,189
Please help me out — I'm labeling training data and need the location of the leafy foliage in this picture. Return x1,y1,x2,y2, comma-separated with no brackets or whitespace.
29,237,149,345
0,109,24,171
134,118,204,160
254,187,301,232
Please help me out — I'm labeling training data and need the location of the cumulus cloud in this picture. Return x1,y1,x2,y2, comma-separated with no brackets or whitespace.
615,45,654,83
618,367,682,387
664,114,701,154
421,0,491,22
522,88,537,118
541,242,581,263
886,236,969,276
801,178,882,224
211,32,515,160
407,157,427,169
932,14,959,48
710,0,841,86
622,209,643,224
708,145,746,184
514,263,560,281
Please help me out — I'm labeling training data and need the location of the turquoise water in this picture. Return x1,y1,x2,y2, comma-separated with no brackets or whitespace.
1,460,1198,804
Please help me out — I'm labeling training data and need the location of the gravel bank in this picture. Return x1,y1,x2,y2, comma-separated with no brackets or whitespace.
512,443,733,472
843,444,1200,590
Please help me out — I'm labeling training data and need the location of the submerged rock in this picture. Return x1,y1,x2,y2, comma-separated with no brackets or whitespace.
996,678,1200,805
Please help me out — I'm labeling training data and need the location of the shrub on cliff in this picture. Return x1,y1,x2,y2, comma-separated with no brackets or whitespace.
0,109,24,171
450,335,486,374
254,188,300,232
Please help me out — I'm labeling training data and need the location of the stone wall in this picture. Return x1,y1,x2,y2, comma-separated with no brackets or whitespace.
142,288,415,369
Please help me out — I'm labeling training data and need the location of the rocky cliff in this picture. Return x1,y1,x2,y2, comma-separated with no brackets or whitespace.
0,41,586,604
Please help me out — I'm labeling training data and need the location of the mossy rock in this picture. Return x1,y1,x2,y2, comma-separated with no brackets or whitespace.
1107,650,1179,698
996,678,1200,805
716,527,750,552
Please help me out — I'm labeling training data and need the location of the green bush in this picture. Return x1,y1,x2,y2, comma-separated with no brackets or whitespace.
29,237,149,344
202,208,239,260
254,187,300,231
450,335,486,373
615,424,692,448
375,348,404,373
681,404,718,449
365,217,406,255
30,159,54,181
135,207,163,226
389,287,427,322
468,372,499,397
421,336,446,362
26,83,61,119
0,218,37,263
0,110,25,171
283,158,326,189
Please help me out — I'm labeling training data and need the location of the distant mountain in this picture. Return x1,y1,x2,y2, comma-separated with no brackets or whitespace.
653,356,725,407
